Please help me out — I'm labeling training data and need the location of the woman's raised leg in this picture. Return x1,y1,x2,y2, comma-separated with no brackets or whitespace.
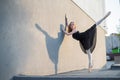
96,11,111,26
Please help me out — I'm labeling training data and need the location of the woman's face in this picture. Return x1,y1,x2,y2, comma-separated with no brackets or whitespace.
70,22,75,29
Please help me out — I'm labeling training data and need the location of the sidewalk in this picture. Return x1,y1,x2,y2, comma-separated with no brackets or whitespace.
52,69,120,78
13,69,120,80
13,61,120,80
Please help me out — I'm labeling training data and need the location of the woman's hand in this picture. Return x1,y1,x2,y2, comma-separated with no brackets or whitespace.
61,26,69,35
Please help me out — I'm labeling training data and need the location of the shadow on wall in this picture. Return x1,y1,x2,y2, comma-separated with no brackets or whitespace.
35,24,65,74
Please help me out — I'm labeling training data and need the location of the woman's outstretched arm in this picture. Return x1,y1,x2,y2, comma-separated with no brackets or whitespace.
62,26,76,36
65,14,68,27
96,11,111,26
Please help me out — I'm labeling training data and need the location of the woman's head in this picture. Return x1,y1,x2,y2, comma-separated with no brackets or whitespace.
68,22,76,33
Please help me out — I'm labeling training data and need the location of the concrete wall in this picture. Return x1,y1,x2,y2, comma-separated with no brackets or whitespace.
0,0,106,80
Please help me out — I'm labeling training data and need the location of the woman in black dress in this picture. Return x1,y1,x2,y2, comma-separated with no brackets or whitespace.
62,11,111,72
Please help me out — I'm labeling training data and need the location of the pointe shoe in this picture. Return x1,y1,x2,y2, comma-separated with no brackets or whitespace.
88,65,93,72
88,68,92,72
105,11,111,18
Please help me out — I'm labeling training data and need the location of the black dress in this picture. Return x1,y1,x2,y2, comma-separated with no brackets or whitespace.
72,24,97,54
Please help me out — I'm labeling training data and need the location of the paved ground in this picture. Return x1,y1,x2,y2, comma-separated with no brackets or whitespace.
51,69,120,78
48,61,120,78
13,69,120,80
13,61,120,80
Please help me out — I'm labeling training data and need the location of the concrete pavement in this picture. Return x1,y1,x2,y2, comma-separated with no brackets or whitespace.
13,61,120,80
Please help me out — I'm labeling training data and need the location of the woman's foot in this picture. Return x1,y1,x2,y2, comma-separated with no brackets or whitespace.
88,66,92,72
104,11,111,19
88,63,93,72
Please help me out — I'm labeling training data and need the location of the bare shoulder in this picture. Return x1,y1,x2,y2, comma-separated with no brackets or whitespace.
72,29,77,33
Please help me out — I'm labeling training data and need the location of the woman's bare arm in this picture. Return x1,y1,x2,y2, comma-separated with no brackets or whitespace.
62,27,76,36
65,14,68,27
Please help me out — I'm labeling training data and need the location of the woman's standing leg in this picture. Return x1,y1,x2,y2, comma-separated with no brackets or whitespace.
96,11,111,26
86,49,93,72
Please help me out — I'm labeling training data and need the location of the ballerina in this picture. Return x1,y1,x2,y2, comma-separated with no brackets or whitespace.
62,11,111,72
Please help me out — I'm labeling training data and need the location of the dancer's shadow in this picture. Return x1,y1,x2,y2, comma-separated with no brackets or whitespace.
35,24,65,74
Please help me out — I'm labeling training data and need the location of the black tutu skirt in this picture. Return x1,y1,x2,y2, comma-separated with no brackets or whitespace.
72,24,97,54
